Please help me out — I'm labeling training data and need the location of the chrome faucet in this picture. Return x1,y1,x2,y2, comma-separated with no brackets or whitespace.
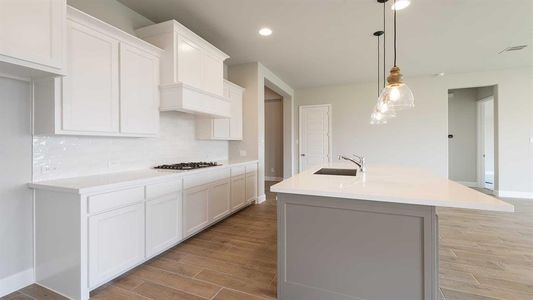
338,154,366,173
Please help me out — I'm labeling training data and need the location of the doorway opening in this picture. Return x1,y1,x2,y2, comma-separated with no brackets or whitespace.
448,85,497,193
264,86,284,183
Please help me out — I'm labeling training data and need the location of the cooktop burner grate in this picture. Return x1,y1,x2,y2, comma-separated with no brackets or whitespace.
154,162,221,170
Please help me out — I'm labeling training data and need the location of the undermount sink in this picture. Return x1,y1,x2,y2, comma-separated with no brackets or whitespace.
314,168,357,176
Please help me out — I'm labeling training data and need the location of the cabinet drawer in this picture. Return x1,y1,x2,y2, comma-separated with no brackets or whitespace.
183,168,230,189
146,180,182,200
88,187,145,214
245,164,258,174
231,166,245,177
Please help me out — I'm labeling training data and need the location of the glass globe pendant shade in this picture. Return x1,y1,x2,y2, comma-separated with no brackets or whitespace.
370,101,396,125
370,110,388,125
378,65,414,110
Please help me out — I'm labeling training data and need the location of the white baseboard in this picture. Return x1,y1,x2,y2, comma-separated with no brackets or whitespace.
496,190,533,199
256,194,266,204
457,181,479,188
265,176,283,182
0,268,34,297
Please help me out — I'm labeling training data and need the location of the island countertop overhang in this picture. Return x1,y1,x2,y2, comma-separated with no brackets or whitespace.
271,163,514,212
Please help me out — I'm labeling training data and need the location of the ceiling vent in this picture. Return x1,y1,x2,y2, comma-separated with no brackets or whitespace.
499,45,528,53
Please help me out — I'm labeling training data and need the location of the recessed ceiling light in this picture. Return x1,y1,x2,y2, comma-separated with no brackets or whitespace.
391,0,410,10
259,27,272,37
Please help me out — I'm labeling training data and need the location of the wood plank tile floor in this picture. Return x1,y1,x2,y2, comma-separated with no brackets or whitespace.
3,183,530,300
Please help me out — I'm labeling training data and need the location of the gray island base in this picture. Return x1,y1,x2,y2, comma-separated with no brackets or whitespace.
272,163,513,300
277,193,438,300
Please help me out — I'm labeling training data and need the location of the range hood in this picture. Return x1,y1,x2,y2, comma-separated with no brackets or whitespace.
136,20,231,118
160,82,231,118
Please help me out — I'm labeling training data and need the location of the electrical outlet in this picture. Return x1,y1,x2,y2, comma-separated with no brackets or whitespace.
107,161,120,169
239,150,247,157
40,166,57,174
271,168,275,172
530,137,533,144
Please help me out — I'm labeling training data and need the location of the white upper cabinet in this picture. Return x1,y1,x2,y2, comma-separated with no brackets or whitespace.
33,6,162,137
176,35,205,90
120,43,160,135
62,21,120,133
136,20,230,118
0,0,66,77
202,54,224,96
196,80,244,140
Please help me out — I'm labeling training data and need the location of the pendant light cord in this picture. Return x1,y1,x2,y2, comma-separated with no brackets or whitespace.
383,1,386,88
393,0,396,67
377,35,380,96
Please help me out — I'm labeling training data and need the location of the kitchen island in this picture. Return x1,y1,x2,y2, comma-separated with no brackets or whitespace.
271,163,513,300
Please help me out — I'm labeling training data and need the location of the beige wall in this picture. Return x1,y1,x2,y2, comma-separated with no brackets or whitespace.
228,62,295,199
0,78,33,285
295,67,533,197
448,88,479,183
265,99,284,179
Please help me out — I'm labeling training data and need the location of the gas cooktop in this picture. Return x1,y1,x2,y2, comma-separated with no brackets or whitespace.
154,162,221,170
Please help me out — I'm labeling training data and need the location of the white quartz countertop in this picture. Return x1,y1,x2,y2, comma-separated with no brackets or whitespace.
29,160,258,194
270,163,514,212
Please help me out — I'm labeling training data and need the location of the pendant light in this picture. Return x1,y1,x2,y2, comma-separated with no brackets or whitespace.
371,0,395,124
370,30,395,124
377,0,414,110
391,0,410,10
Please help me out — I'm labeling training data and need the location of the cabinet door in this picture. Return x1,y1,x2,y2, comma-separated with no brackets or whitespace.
203,54,223,96
146,193,182,258
89,203,144,288
245,172,258,203
213,119,230,138
209,179,230,222
229,88,243,140
176,35,204,90
120,43,159,135
183,185,209,237
62,21,119,133
231,176,246,210
0,0,65,70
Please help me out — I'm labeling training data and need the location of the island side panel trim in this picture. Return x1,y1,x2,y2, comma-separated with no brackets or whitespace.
277,193,439,300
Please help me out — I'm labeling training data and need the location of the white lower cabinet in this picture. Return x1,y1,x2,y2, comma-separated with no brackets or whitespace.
33,162,258,300
88,203,144,288
209,179,231,222
183,185,210,237
246,170,258,203
231,175,246,210
146,192,182,258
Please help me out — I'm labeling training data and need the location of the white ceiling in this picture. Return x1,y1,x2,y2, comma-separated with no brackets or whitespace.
118,0,533,88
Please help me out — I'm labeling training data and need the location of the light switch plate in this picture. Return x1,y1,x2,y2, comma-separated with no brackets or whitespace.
530,137,533,144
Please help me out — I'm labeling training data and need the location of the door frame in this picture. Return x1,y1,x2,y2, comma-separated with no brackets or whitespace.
298,104,333,173
477,96,495,190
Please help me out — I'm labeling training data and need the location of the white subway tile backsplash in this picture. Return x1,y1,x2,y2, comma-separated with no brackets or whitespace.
33,112,228,181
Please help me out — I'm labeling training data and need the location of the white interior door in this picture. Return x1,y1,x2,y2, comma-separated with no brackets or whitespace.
299,105,331,172
478,97,494,190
